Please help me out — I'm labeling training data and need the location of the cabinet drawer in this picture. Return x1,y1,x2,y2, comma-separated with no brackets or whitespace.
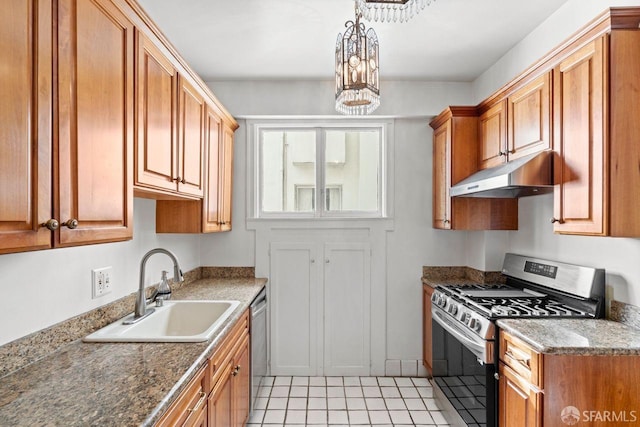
156,364,208,427
500,331,542,388
209,310,249,387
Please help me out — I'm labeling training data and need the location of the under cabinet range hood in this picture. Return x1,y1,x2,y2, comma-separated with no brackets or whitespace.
450,151,553,198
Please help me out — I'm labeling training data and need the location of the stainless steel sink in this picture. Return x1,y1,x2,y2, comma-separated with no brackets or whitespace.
83,300,240,343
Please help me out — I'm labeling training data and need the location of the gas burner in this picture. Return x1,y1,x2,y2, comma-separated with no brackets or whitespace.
491,305,520,316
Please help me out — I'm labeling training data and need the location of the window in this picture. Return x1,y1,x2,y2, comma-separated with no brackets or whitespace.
256,123,386,218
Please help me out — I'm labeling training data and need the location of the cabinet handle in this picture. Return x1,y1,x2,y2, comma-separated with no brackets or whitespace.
181,179,186,184
232,365,240,376
42,219,59,231
443,219,450,224
174,176,182,182
498,151,507,157
62,219,79,229
187,391,207,413
310,259,315,264
550,217,563,224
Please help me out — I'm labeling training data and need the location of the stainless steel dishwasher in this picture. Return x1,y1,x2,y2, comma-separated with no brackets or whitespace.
250,287,267,412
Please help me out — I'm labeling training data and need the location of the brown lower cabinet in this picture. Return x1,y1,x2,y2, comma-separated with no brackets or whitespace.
157,309,250,427
499,330,640,427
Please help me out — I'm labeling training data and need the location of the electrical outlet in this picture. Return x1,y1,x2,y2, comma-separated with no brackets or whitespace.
92,266,113,299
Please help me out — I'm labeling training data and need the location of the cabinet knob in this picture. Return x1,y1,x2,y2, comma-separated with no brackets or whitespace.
498,151,507,157
174,176,182,182
550,217,563,224
62,219,79,229
494,373,500,381
443,219,450,224
42,219,59,231
310,259,315,264
181,178,186,184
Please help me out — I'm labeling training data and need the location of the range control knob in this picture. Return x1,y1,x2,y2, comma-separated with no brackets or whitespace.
468,318,482,332
447,303,458,316
460,312,469,323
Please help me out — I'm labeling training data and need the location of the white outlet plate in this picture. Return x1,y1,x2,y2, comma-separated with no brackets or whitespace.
92,266,113,299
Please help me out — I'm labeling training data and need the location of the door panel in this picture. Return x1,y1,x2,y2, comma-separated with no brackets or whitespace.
0,0,52,253
219,124,234,230
479,100,507,169
178,76,205,197
508,73,551,160
270,242,318,375
203,106,222,231
323,243,371,376
432,121,450,229
57,0,133,245
136,33,177,192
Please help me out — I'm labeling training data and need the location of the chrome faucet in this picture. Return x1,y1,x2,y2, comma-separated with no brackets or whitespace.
124,248,184,324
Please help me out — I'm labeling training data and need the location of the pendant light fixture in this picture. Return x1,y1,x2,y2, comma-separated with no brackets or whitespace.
335,3,380,115
355,0,434,23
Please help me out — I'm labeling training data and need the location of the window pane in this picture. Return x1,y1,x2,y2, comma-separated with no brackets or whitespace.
324,130,379,212
261,130,316,213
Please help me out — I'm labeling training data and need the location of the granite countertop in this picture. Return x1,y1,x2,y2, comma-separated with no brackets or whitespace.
497,318,640,356
0,277,266,427
422,266,505,288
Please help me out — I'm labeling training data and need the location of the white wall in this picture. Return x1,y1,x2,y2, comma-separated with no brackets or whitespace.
469,0,640,308
0,198,202,346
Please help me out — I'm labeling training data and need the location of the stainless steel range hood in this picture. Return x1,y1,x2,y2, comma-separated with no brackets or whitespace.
449,151,553,198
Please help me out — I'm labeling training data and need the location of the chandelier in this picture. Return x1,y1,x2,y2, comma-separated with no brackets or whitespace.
355,0,434,23
335,4,380,115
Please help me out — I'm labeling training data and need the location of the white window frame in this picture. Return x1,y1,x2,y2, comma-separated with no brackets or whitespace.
248,119,393,220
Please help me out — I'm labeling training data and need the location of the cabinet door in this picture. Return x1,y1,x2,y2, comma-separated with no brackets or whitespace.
270,242,319,375
432,121,451,229
323,243,371,376
552,38,606,235
57,0,134,246
479,100,507,169
499,363,541,427
219,123,235,231
177,76,205,197
232,335,250,427
203,106,222,232
422,285,434,376
0,0,52,253
208,361,233,427
507,73,551,161
136,32,178,193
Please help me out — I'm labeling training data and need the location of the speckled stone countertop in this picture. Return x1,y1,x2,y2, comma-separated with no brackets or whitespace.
497,318,640,355
0,277,266,427
422,266,505,288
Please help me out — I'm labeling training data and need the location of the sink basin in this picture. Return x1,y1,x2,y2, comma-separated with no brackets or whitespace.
83,300,240,343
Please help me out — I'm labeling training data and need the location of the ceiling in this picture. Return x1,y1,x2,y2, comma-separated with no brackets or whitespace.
136,0,570,82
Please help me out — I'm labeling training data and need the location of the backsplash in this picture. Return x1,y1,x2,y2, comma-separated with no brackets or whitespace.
0,267,254,378
610,300,640,330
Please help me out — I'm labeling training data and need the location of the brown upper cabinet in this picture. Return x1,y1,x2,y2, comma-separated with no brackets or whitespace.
0,0,134,254
430,108,518,230
434,7,640,236
553,23,640,236
478,73,551,170
155,104,236,234
134,32,205,199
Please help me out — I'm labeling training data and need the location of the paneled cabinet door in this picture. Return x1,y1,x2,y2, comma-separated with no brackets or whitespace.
177,76,205,197
208,361,233,427
507,73,551,161
479,99,508,170
432,121,451,229
218,123,235,231
232,336,250,427
552,37,606,235
499,363,541,427
57,0,134,246
203,107,222,232
0,0,52,253
136,32,178,193
422,285,434,376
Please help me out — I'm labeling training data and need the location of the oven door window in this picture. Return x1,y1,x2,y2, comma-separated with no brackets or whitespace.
432,321,496,427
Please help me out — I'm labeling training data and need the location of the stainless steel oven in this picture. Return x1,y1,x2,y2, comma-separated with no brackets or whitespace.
431,253,605,427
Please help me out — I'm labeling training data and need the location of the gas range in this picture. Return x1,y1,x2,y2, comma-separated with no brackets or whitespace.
430,254,605,427
431,253,605,355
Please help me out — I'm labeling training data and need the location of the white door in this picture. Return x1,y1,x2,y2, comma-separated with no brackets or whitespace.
269,242,319,375
323,243,371,376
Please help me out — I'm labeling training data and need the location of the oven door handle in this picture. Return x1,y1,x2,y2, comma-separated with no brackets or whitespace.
432,307,492,364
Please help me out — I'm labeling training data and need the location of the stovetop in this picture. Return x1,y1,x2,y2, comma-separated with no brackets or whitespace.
439,283,590,319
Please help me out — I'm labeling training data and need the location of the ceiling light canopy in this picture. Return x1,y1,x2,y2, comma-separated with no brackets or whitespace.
335,4,380,115
355,0,434,23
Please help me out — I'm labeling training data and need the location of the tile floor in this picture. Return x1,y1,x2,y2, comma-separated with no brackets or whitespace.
247,376,452,426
